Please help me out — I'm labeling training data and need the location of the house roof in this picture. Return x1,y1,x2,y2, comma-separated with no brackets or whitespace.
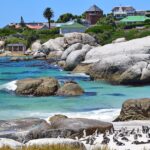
112,6,135,12
120,16,150,22
26,25,48,30
60,22,86,29
86,5,103,12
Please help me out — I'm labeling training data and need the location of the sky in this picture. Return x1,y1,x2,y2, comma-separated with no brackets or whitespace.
0,0,150,27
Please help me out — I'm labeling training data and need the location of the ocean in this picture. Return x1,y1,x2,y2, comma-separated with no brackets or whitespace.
0,57,150,121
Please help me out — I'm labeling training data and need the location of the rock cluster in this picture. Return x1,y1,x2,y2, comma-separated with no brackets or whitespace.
15,77,84,97
0,115,113,144
42,32,97,52
30,33,98,66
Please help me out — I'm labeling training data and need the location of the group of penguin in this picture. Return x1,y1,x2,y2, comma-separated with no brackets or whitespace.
80,126,150,147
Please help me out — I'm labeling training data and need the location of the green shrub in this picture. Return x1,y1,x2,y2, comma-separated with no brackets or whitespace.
37,27,60,35
0,28,17,37
5,37,27,46
86,25,114,34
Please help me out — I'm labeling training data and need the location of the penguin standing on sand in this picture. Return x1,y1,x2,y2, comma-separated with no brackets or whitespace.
83,129,86,138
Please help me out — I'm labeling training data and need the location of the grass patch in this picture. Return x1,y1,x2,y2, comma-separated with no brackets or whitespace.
0,144,84,150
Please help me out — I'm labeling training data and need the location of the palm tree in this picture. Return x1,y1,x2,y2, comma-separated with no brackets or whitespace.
43,7,54,29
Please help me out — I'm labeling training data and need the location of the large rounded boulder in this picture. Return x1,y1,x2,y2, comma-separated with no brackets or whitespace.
84,36,150,85
114,98,150,121
65,44,93,71
61,43,83,60
16,77,59,96
31,40,42,51
57,81,84,96
49,115,114,138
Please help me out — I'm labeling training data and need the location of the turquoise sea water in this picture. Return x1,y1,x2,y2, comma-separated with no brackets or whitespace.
0,57,150,121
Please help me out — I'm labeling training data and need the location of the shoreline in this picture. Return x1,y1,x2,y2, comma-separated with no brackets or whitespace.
1,55,150,149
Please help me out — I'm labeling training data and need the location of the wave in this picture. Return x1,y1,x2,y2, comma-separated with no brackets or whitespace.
27,108,121,122
0,80,17,91
67,73,90,78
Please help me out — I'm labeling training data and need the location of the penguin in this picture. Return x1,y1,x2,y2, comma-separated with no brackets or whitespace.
83,129,86,138
101,136,110,145
134,134,138,141
116,140,125,146
113,135,118,143
130,129,135,134
121,136,129,142
75,136,79,141
93,129,98,137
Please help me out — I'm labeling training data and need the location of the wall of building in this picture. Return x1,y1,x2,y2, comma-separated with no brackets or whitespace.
60,28,86,34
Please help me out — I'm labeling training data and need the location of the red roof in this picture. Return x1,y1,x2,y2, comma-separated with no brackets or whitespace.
26,25,45,30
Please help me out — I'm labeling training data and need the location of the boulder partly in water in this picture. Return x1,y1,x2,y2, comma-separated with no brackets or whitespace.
57,81,84,96
16,77,59,96
114,98,150,121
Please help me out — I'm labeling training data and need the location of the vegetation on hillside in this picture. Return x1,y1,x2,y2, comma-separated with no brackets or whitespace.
0,27,60,48
86,15,150,45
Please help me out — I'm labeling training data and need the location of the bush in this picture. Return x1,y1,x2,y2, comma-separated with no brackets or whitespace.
0,28,17,37
86,25,114,34
5,37,27,46
37,28,59,35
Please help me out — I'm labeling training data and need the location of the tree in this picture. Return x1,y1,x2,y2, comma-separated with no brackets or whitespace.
97,14,116,27
43,7,54,29
57,13,74,23
20,16,25,27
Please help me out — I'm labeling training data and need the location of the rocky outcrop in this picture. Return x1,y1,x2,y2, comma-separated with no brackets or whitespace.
16,77,59,96
31,40,42,51
15,77,85,97
0,115,113,143
41,33,97,53
84,36,150,85
25,115,113,141
114,98,150,121
0,118,47,133
57,81,84,96
49,115,113,137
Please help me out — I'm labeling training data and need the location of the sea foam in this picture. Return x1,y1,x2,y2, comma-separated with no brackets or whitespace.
0,80,17,91
42,108,121,123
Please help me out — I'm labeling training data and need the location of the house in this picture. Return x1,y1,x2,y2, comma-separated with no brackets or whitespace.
59,22,87,34
112,6,136,19
120,16,150,23
145,10,150,17
7,43,26,52
85,5,103,25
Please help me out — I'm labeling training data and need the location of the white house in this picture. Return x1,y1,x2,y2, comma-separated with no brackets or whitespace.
112,6,136,19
